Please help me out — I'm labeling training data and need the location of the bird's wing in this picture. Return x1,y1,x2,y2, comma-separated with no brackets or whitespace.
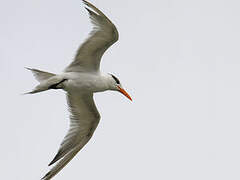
64,0,119,73
41,92,100,180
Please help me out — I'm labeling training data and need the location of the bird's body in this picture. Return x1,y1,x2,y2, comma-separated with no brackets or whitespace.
26,1,131,180
63,72,111,93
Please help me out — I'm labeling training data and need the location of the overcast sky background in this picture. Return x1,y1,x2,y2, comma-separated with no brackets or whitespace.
1,0,240,179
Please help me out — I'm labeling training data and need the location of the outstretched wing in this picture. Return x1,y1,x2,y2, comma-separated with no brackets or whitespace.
64,0,119,73
41,93,100,180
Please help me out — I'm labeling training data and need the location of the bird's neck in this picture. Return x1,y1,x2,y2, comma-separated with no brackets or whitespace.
91,73,113,92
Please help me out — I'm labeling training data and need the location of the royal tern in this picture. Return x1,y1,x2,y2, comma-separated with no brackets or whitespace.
26,1,132,179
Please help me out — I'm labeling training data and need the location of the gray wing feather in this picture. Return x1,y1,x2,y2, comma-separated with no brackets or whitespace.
42,92,100,179
64,0,119,72
41,145,80,180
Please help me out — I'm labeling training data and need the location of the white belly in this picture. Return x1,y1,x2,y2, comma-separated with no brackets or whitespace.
62,72,109,93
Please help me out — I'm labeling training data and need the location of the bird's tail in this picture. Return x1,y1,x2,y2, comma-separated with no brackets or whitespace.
25,68,56,83
41,146,81,180
25,68,66,94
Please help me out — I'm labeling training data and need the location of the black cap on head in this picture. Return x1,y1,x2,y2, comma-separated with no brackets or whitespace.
110,74,120,84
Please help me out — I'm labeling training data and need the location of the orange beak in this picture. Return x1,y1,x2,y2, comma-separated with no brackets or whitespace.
117,86,132,101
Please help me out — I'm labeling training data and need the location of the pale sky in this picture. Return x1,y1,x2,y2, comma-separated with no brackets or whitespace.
1,0,240,179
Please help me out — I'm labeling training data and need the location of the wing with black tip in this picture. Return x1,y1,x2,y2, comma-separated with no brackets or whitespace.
41,92,100,180
65,0,119,72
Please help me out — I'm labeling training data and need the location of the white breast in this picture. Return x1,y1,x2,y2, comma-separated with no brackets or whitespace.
62,72,109,93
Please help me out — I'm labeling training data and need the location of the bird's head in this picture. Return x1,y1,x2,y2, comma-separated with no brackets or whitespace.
107,73,132,101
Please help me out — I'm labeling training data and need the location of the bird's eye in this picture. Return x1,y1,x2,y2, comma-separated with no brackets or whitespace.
110,74,120,84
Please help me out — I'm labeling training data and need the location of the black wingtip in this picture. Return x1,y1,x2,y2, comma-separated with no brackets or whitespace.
48,157,57,166
41,172,50,180
82,0,88,6
48,150,63,166
85,7,91,14
48,161,54,166
85,7,99,17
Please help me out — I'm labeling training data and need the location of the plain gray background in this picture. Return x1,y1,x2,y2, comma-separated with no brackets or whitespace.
1,0,240,179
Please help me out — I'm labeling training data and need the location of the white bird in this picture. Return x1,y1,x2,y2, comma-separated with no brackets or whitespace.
26,1,132,179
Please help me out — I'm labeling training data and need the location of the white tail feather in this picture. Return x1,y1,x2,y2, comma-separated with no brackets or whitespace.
25,68,65,94
25,67,56,83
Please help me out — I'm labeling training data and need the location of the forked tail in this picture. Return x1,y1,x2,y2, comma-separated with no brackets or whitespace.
25,68,66,94
25,68,56,83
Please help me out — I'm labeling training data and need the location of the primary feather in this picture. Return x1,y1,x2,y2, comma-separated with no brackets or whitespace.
41,93,100,180
65,0,119,73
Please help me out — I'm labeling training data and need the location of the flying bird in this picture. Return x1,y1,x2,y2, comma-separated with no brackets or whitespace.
26,1,132,179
